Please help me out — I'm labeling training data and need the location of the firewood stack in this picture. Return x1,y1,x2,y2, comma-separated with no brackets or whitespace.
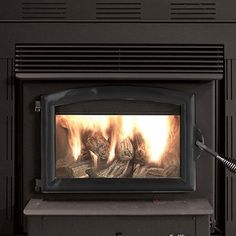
56,129,180,179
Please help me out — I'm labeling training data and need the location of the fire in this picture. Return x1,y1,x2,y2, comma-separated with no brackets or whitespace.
56,114,179,165
134,116,170,163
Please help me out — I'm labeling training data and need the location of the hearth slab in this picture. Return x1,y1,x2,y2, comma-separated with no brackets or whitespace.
24,199,212,236
24,198,213,216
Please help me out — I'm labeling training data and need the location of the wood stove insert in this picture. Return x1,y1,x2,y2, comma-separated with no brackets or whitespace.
2,0,236,233
40,86,195,192
13,43,222,235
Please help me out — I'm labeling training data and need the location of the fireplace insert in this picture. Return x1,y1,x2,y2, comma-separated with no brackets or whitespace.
41,86,195,192
7,39,222,235
2,0,236,235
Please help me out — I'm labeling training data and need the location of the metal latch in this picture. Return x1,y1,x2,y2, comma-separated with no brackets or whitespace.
194,126,236,173
35,100,41,112
35,179,42,192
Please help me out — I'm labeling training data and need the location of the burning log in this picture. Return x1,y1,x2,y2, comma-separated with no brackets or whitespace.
56,158,74,178
69,161,90,178
115,138,134,161
146,167,164,178
161,152,180,177
133,133,148,165
56,148,92,178
86,138,134,178
100,138,133,177
133,164,165,178
86,159,132,178
132,164,147,178
85,168,99,178
133,165,166,178
86,131,110,160
56,159,91,178
163,165,179,177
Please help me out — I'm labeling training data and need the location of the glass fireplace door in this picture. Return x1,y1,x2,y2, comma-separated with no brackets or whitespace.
41,86,195,192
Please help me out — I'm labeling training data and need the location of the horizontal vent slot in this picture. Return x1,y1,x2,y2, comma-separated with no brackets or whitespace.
21,2,67,19
96,2,142,20
170,1,216,20
15,44,224,73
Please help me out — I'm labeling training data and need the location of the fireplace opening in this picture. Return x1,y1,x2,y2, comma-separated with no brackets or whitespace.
56,114,180,179
41,86,195,192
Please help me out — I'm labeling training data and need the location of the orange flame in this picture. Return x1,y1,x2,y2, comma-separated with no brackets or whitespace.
56,115,179,164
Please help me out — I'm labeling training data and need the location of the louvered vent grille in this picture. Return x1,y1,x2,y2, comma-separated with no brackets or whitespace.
21,2,67,19
15,44,224,74
96,2,142,20
170,1,216,20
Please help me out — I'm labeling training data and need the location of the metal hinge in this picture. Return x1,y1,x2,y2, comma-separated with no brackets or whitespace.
35,100,41,112
210,217,222,234
35,179,42,192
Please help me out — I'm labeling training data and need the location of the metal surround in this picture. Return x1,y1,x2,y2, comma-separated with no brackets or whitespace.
21,2,67,20
0,0,235,22
170,1,217,20
41,85,195,193
95,2,142,20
